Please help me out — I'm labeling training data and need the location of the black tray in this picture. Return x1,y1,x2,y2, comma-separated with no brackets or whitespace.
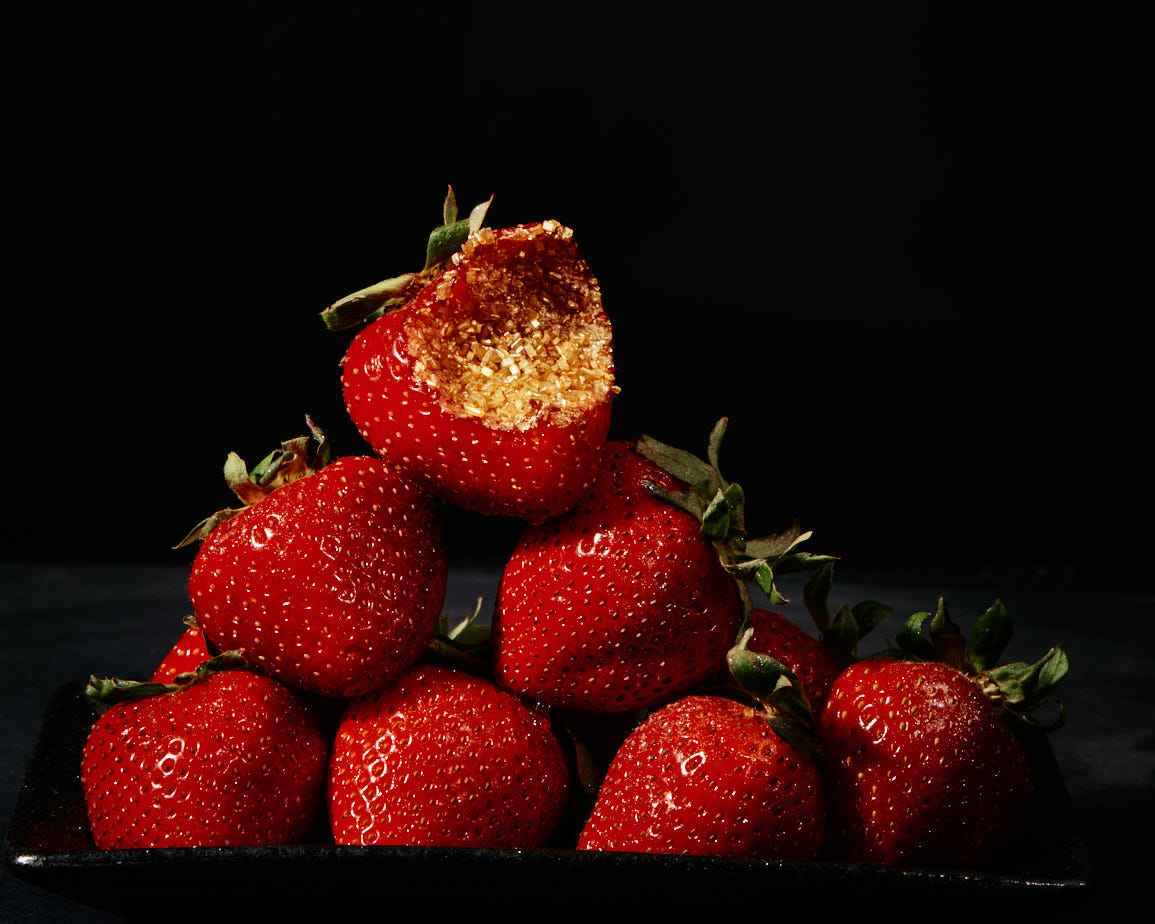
7,681,1095,918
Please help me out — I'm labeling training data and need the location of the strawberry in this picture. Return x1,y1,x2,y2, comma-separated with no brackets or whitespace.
740,609,845,713
182,420,448,699
818,597,1068,868
577,649,825,859
324,188,616,523
735,561,893,715
492,420,829,713
81,658,329,849
150,619,211,684
327,661,570,848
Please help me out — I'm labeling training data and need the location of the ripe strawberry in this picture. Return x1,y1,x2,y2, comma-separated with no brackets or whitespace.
492,420,829,713
741,609,845,713
325,189,616,523
577,683,825,859
81,662,329,849
182,421,448,699
735,562,893,715
150,620,211,684
327,661,570,848
818,597,1068,868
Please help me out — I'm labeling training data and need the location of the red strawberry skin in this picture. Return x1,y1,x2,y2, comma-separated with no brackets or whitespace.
341,221,615,523
818,658,1033,867
150,623,211,683
327,662,569,848
188,456,447,699
578,695,825,859
744,609,843,714
81,670,329,849
492,442,741,713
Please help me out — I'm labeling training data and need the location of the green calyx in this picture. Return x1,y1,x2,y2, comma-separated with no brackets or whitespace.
802,559,894,664
426,596,494,674
634,417,834,631
885,596,1069,731
725,629,820,761
175,416,331,547
86,649,249,705
320,185,494,332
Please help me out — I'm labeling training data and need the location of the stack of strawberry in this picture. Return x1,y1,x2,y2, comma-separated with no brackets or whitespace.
79,191,1069,872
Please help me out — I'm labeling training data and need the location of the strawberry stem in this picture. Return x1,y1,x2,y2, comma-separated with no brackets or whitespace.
87,649,248,704
175,417,331,547
636,418,835,639
884,596,1070,730
320,185,494,332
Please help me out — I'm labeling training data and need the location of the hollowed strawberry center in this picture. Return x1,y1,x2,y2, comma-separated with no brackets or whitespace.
407,221,616,431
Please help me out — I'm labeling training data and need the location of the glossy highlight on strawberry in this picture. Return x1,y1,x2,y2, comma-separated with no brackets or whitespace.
81,669,329,850
327,662,569,848
816,598,1067,868
492,441,741,713
819,658,1033,867
188,455,447,699
578,694,825,859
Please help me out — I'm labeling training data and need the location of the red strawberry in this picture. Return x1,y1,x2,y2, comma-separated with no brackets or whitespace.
183,422,448,699
734,562,893,715
818,597,1068,868
81,663,329,849
577,687,825,859
326,189,616,523
742,609,845,713
150,620,211,684
492,421,828,713
327,661,569,848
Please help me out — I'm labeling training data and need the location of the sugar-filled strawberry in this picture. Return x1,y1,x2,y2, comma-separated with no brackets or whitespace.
578,641,825,859
327,661,570,848
81,655,329,849
492,419,830,713
180,419,448,699
818,597,1069,868
323,189,617,523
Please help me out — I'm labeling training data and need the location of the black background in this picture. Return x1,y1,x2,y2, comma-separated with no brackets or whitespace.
9,3,1145,583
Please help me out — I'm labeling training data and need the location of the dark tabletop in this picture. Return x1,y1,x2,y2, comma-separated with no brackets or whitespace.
3,560,1150,921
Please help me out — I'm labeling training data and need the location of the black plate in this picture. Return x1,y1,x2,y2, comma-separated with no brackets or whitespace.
7,681,1094,918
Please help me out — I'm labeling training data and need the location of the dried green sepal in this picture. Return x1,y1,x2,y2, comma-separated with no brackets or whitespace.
882,596,1069,730
798,560,891,664
320,274,423,332
427,597,492,673
175,417,331,548
984,645,1070,729
895,609,938,661
637,419,831,640
636,434,719,500
321,186,493,332
968,598,1014,672
86,649,249,704
727,630,820,761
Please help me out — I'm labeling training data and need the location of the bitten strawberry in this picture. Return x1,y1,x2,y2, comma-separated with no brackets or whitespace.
492,421,827,713
327,661,569,848
818,597,1068,868
182,421,448,699
81,660,329,849
577,652,825,859
325,189,616,523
